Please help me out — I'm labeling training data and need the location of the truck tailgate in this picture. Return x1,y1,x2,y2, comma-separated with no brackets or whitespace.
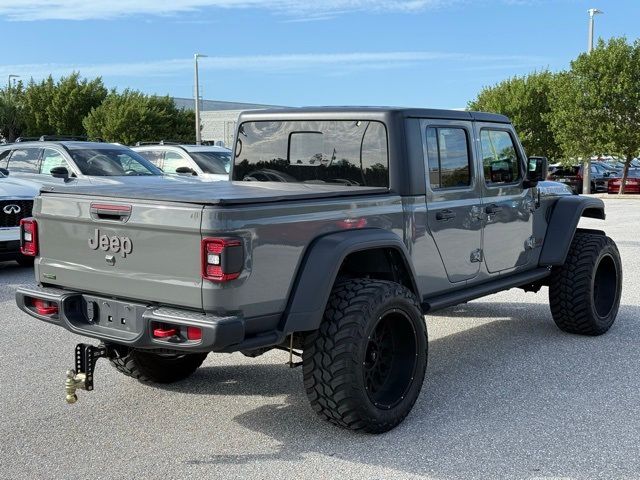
35,194,204,310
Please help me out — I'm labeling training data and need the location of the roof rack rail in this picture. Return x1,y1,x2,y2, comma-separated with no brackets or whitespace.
15,135,104,143
134,140,182,147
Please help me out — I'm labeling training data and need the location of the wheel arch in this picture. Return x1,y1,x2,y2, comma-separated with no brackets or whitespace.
281,229,420,334
539,196,606,266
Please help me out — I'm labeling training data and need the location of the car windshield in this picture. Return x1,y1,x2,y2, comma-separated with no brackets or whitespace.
69,148,162,176
189,151,231,175
233,120,389,187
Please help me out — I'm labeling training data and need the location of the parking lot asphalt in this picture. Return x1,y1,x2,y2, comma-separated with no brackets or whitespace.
1,198,638,480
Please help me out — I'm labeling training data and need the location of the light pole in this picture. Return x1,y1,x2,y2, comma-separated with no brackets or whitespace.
194,53,207,145
7,74,20,91
582,8,603,194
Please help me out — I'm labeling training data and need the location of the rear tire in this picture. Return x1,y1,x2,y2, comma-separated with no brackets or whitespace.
108,347,208,384
549,232,622,335
302,279,427,433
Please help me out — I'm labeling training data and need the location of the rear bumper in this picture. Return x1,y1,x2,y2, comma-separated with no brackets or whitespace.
16,285,255,353
0,239,21,261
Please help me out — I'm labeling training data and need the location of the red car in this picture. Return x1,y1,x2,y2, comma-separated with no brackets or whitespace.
608,172,640,194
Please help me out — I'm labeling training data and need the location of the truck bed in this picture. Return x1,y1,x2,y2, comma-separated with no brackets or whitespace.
40,181,389,206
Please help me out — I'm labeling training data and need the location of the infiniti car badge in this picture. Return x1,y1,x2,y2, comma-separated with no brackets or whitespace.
3,204,21,214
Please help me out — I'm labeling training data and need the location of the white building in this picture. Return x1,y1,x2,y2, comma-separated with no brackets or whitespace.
173,98,281,147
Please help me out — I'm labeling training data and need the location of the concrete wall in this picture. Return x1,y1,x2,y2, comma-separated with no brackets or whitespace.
200,110,242,147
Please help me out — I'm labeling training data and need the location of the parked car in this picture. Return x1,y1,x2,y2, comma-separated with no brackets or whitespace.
607,170,640,194
0,168,39,265
133,142,231,181
0,137,202,188
547,163,616,193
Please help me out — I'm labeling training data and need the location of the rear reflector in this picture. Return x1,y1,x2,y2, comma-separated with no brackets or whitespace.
153,327,179,338
20,218,38,256
202,238,244,282
32,298,58,316
187,326,202,341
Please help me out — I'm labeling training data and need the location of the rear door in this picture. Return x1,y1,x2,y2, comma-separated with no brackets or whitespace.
36,195,205,309
476,124,535,273
7,147,42,182
423,120,483,283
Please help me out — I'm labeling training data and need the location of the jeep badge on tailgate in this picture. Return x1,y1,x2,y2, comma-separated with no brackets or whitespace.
88,228,133,257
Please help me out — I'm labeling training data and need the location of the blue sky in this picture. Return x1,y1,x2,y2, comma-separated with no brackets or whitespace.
0,0,638,109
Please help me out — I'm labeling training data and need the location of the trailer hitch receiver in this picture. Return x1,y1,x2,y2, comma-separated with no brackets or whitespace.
65,343,109,404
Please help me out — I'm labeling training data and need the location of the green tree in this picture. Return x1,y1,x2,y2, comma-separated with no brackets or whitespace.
22,72,107,136
468,70,562,160
83,90,194,145
549,37,640,194
0,82,26,142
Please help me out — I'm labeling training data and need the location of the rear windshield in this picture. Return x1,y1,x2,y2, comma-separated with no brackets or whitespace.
69,148,162,176
233,120,389,187
190,151,231,175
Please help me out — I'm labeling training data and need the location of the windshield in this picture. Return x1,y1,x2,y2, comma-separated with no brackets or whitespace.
189,151,231,175
233,120,389,187
69,148,162,176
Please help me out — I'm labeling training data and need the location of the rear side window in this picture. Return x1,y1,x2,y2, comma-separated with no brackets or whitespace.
8,148,41,173
480,130,521,185
233,120,389,188
425,127,472,189
40,148,70,175
162,151,191,174
136,150,164,169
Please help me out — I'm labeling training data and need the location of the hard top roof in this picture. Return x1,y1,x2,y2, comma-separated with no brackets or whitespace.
237,106,510,124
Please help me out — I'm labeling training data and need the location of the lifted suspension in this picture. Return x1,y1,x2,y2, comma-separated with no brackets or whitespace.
65,343,109,404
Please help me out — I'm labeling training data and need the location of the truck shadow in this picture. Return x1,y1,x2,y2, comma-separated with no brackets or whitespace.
172,301,640,478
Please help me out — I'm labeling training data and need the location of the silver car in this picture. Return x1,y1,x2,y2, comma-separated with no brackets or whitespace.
133,143,231,182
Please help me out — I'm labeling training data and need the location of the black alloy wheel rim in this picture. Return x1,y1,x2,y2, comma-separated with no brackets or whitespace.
593,253,618,318
363,308,418,410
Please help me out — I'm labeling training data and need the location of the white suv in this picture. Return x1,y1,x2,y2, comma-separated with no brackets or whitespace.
0,168,39,265
133,143,231,182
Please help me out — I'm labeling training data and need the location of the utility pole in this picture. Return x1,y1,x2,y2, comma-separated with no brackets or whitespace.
194,53,207,145
583,8,603,194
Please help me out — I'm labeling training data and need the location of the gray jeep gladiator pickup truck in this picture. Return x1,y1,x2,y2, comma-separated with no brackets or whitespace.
16,107,622,433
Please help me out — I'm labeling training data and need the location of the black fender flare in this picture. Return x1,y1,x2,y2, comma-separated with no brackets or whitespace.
281,229,420,334
539,195,606,266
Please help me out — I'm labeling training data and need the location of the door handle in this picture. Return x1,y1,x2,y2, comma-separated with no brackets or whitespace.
436,210,456,221
485,204,503,215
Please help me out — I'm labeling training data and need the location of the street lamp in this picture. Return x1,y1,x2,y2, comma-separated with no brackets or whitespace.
194,53,208,145
583,8,603,194
7,74,20,90
588,8,603,53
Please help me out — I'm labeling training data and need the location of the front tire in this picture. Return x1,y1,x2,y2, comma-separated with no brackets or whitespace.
108,347,208,384
549,232,622,335
303,279,428,433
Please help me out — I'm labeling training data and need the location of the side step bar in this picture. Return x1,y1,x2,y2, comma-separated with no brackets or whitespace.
422,267,552,312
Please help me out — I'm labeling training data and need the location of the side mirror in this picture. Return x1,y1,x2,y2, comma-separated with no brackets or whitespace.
50,166,70,181
524,156,548,188
175,166,197,176
0,168,9,176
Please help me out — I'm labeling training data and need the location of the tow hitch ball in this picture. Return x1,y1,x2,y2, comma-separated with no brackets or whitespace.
65,343,109,404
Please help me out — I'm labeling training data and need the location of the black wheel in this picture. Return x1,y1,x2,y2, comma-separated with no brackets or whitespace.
549,232,622,335
302,279,427,433
15,255,34,267
108,347,208,383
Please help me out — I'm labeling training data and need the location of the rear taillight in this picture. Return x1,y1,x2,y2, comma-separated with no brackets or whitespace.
201,238,244,282
32,298,58,316
20,218,38,256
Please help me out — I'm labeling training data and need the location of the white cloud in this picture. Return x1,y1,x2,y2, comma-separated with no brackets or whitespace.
0,0,456,21
0,51,546,80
